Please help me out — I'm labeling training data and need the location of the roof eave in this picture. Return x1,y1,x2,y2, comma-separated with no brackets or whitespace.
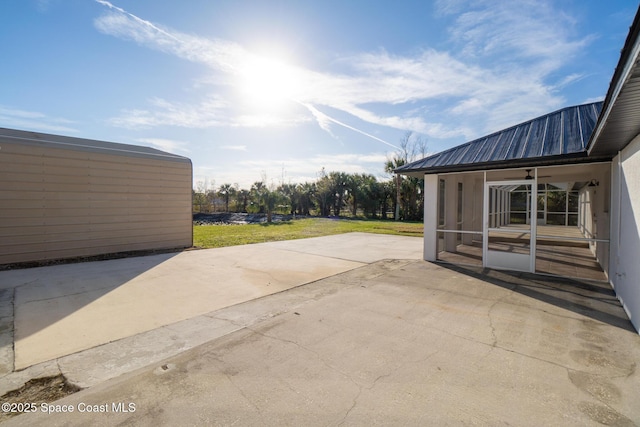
587,5,640,156
396,152,611,176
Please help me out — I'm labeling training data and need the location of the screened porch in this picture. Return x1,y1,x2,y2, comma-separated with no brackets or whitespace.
428,163,610,281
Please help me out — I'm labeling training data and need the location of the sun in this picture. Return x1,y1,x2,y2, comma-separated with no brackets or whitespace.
237,53,304,111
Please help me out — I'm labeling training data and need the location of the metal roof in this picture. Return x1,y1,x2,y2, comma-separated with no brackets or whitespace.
396,102,603,175
0,127,191,163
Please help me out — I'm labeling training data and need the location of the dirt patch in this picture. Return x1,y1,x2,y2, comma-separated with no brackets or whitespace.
0,375,80,421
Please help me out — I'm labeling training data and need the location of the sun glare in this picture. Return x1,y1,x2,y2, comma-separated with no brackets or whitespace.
237,53,303,111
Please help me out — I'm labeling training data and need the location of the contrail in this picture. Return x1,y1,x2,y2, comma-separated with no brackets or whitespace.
300,102,400,150
95,0,402,153
95,0,180,43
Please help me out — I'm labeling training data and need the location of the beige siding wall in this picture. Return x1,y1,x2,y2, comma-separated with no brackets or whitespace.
0,140,192,264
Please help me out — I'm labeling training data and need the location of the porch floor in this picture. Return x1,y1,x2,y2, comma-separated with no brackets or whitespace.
437,226,607,281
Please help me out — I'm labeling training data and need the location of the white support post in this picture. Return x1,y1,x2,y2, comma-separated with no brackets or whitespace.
423,174,438,261
444,176,458,252
462,175,474,245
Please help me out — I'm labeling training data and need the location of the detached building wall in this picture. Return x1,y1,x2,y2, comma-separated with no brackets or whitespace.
0,128,192,265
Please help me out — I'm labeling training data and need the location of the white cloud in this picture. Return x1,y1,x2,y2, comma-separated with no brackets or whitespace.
445,0,592,66
220,145,247,152
96,1,596,150
232,113,310,128
194,151,393,190
136,137,190,154
36,0,54,12
94,1,245,74
555,73,587,89
582,96,605,104
0,105,77,133
300,103,336,137
109,97,228,129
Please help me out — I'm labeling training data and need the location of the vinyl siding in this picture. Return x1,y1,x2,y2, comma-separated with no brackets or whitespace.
0,135,192,264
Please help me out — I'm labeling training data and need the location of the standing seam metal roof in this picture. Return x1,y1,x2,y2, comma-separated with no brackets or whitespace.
397,101,603,174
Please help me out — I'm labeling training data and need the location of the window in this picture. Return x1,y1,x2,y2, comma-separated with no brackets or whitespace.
510,185,529,224
535,183,579,225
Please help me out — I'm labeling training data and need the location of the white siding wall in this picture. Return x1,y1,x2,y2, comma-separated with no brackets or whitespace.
0,139,192,264
610,134,640,332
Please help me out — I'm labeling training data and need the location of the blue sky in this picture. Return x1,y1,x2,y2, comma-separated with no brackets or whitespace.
1,0,637,190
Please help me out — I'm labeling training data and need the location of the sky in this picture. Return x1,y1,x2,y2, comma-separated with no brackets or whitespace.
1,0,637,190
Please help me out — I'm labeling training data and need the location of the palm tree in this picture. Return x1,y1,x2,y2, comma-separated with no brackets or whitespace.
297,182,315,216
235,189,250,212
278,183,298,215
217,183,235,212
385,131,427,221
250,181,277,222
328,171,348,216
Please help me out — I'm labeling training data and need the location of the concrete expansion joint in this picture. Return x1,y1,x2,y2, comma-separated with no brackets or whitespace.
18,283,118,305
205,314,244,327
270,246,363,265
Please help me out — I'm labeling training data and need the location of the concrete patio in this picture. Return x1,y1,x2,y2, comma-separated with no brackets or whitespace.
0,233,638,425
0,233,422,379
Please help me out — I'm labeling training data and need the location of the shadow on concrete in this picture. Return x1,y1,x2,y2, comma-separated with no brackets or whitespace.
438,263,636,333
7,251,181,344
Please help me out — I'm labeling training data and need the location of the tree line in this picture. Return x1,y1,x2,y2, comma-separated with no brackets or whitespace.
193,132,426,221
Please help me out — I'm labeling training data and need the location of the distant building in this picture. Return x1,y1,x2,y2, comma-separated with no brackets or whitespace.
0,128,192,265
397,6,640,333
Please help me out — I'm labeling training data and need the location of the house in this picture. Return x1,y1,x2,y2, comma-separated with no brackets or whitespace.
397,7,640,333
0,128,193,265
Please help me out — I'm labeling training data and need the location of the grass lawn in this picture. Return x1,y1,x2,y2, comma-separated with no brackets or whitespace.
193,217,423,249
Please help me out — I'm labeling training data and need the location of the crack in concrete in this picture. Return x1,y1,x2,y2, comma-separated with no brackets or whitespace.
245,325,367,425
247,326,360,386
338,384,362,426
338,349,441,425
250,321,446,426
487,299,501,348
209,354,265,422
414,317,581,374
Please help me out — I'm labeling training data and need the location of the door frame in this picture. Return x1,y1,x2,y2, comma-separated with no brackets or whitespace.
483,179,537,272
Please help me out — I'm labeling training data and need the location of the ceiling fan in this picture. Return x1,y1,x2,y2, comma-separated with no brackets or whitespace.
503,169,552,180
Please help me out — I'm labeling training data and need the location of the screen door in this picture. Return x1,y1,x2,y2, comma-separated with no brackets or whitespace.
483,180,536,272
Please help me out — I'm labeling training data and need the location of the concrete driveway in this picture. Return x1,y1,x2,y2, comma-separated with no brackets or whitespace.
0,233,422,371
1,232,639,426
